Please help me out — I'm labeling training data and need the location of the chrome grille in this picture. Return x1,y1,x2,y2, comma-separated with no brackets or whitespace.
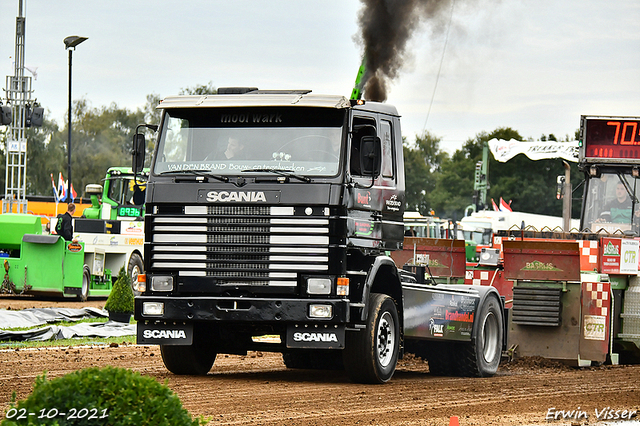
150,205,330,287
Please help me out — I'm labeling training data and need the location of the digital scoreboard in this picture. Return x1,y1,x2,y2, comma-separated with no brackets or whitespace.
581,116,640,163
117,205,143,218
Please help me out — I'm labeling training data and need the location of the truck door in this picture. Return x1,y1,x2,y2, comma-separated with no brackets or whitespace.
346,113,404,251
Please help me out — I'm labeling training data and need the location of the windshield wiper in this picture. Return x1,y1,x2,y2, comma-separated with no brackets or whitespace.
242,168,311,183
159,169,229,182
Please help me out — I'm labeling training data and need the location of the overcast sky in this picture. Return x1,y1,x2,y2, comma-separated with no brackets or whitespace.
2,0,639,154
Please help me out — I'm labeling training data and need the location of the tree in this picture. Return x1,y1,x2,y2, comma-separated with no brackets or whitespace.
5,100,146,198
430,147,476,219
403,131,448,214
179,81,217,96
427,127,582,220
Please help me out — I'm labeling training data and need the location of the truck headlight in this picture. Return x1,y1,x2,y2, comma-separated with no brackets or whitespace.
307,278,332,295
309,304,333,318
150,275,174,292
142,302,164,315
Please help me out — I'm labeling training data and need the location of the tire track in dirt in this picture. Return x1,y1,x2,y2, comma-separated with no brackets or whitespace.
1,344,639,426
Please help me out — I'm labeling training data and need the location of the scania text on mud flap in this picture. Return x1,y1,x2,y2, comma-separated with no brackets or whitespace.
133,88,505,383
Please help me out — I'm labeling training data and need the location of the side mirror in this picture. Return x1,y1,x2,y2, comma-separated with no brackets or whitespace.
132,133,146,174
360,135,381,176
0,105,11,125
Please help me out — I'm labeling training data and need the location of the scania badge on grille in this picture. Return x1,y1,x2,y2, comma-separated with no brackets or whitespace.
197,189,280,203
207,191,266,202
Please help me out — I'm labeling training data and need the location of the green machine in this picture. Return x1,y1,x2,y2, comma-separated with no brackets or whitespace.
82,167,149,221
1,214,86,299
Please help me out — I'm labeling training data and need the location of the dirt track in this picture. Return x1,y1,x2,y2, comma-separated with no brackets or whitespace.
1,296,639,425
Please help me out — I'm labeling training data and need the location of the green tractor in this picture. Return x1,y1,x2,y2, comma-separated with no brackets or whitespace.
82,167,149,221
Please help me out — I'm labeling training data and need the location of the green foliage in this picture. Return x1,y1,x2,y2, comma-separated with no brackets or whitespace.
104,267,134,314
430,128,581,218
1,367,206,425
0,99,147,199
403,131,448,214
179,81,217,96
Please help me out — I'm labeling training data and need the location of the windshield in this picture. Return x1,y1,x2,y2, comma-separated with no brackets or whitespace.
107,175,147,206
583,171,640,232
459,221,492,245
153,106,345,177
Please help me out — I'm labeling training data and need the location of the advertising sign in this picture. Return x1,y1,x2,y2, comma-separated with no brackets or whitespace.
600,238,639,274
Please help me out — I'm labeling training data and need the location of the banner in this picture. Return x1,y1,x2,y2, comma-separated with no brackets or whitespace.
488,138,579,163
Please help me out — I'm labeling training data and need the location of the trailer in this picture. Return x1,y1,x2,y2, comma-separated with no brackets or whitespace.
453,116,640,365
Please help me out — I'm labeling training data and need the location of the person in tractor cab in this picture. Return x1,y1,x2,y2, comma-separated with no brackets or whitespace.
597,182,640,224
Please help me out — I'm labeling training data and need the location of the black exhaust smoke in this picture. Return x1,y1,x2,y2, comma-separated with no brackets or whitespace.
356,0,452,102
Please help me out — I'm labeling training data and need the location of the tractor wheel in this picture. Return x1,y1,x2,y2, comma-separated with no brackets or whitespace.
78,265,90,302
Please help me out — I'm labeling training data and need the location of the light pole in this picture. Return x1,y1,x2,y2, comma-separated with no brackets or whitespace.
63,35,87,203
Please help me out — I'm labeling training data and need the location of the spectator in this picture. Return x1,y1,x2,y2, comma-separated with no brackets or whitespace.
56,203,75,241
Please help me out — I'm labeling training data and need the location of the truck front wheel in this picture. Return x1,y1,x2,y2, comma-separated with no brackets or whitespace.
160,337,217,375
127,253,144,296
456,295,503,377
343,293,400,384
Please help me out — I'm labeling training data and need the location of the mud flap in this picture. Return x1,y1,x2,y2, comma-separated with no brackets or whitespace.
286,325,345,349
137,321,193,345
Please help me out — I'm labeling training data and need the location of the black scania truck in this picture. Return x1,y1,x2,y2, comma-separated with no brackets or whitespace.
134,88,504,383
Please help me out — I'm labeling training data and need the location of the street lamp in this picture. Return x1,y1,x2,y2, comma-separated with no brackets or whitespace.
64,35,88,203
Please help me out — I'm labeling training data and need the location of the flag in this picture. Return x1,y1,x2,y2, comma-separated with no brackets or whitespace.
58,172,67,202
50,174,59,201
491,199,499,211
70,183,77,202
499,197,512,212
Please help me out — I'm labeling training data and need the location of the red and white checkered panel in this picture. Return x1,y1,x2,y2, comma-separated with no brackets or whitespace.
583,282,610,317
465,269,492,285
465,268,513,307
578,240,599,272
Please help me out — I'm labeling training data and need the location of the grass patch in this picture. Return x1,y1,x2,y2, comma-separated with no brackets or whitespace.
0,335,136,350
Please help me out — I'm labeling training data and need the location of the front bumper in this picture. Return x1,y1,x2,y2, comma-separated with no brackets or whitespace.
134,296,350,324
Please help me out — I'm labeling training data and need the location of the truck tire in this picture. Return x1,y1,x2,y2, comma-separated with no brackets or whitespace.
456,295,503,377
282,351,313,369
78,265,90,302
160,343,217,375
127,253,144,296
283,350,344,370
417,341,455,376
343,293,400,384
310,350,344,370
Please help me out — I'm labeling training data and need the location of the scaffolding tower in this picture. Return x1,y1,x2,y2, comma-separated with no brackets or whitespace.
3,0,33,214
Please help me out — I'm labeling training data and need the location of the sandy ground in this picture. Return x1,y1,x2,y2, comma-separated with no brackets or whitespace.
1,295,639,426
